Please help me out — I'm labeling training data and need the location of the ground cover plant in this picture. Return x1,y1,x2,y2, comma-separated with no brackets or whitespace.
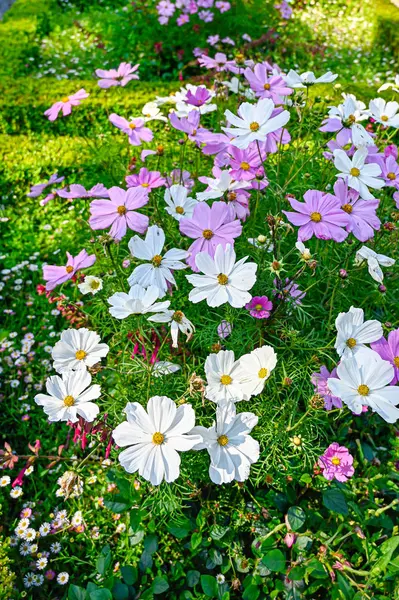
1,1,399,599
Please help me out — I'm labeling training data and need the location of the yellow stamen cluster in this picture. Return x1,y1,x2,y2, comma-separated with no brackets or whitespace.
202,229,213,239
129,123,136,129
258,368,268,379
152,254,163,267
152,432,164,445
310,212,322,223
346,338,356,348
175,206,185,214
172,310,184,323
342,203,353,214
117,205,127,215
220,374,232,385
66,265,74,273
217,435,229,446
358,384,369,396
350,167,360,177
250,121,260,132
331,457,341,466
75,350,87,360
217,273,229,285
63,395,75,407
240,162,250,170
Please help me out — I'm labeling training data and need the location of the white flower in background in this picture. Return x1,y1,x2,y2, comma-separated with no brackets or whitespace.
378,75,399,94
334,306,383,359
186,244,257,308
78,275,103,295
0,475,10,487
205,349,247,403
191,400,259,484
368,98,399,128
141,101,167,122
355,246,395,283
57,572,70,585
324,95,373,146
34,370,101,423
248,235,274,252
112,396,202,485
222,98,290,149
237,345,277,398
152,361,181,377
333,147,384,200
164,184,197,221
295,241,312,261
284,69,338,88
328,351,399,423
128,225,188,297
197,170,251,202
52,328,109,374
148,309,195,348
222,76,256,99
108,284,170,319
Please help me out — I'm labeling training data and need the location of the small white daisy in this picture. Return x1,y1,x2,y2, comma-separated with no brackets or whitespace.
57,572,70,585
78,275,103,295
51,327,109,374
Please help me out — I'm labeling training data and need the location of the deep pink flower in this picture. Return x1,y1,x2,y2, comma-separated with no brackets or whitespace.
244,64,292,102
333,179,380,242
109,114,153,146
125,167,166,190
169,110,202,142
89,186,149,241
384,144,398,160
311,366,342,410
57,183,109,199
371,329,399,385
245,296,273,319
283,190,349,242
96,62,139,88
228,146,263,181
186,87,212,107
27,173,64,198
179,201,242,270
44,89,89,121
43,249,96,291
318,443,354,482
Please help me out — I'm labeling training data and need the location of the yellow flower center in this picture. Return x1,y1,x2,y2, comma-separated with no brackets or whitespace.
346,338,356,349
310,212,322,223
387,172,396,180
217,434,229,446
331,457,341,466
75,350,87,360
342,203,353,214
220,374,232,385
173,310,184,323
292,436,302,446
141,183,150,188
152,254,163,267
217,273,229,285
129,123,136,129
62,96,70,103
258,368,268,379
263,83,271,90
250,121,260,132
152,432,164,445
240,161,250,170
381,115,388,122
63,395,75,407
394,356,399,368
255,304,263,310
66,265,74,273
347,114,356,124
90,280,100,290
227,191,237,201
357,384,369,396
302,250,311,260
203,229,213,239
117,205,127,215
175,206,185,214
350,167,360,177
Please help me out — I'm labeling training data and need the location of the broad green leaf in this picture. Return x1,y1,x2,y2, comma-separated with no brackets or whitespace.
68,585,87,600
287,506,306,531
322,488,348,515
262,549,286,573
153,576,169,594
201,574,218,597
121,565,137,586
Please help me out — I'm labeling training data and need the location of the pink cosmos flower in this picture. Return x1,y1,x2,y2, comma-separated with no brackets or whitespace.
27,173,65,197
89,186,149,241
217,320,232,338
198,52,234,72
380,155,399,188
186,87,212,107
57,183,109,199
166,169,195,190
333,179,380,242
225,189,250,221
394,191,399,209
273,278,306,306
96,62,139,88
125,167,166,190
228,146,263,181
44,89,89,121
371,329,399,385
216,1,231,12
318,443,354,482
109,114,153,146
245,296,273,319
283,190,349,242
177,14,190,25
244,64,292,102
169,110,202,143
179,201,242,270
311,366,342,410
43,249,96,291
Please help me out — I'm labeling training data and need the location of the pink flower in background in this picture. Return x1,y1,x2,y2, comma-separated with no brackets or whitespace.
57,183,109,199
199,9,213,21
27,173,65,197
177,14,189,25
245,296,273,319
179,201,242,270
394,191,399,208
216,1,231,12
109,114,153,146
166,169,195,190
95,62,139,88
273,278,306,306
44,89,89,121
384,144,398,160
43,250,96,291
89,186,149,240
333,179,380,242
380,155,399,188
228,146,263,181
126,167,166,190
311,366,342,410
198,52,232,72
283,190,349,242
169,110,201,142
217,320,232,338
244,64,292,101
371,329,399,384
318,443,354,482
186,87,212,107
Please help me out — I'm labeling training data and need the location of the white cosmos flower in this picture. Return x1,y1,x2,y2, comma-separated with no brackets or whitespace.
35,370,101,423
191,400,259,484
148,309,195,348
333,147,384,200
128,225,188,298
237,345,277,398
355,246,395,283
205,349,247,403
295,241,312,261
78,275,103,295
164,184,197,221
196,170,251,202
368,98,399,128
334,306,383,359
325,95,373,146
222,98,290,149
284,69,337,88
378,75,399,94
328,351,399,423
141,101,167,123
108,284,170,319
52,328,109,374
152,361,181,377
186,244,257,308
112,396,202,485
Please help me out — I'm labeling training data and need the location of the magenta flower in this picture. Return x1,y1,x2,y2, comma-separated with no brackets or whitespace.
95,62,139,88
283,190,349,242
244,64,292,102
89,186,149,241
179,201,242,270
126,167,166,190
43,249,96,291
371,329,399,385
381,155,399,188
311,366,342,410
109,114,153,146
27,173,65,198
217,320,233,339
333,179,380,242
318,443,354,483
169,110,201,142
273,278,306,306
251,166,269,191
228,146,263,181
186,87,212,107
384,144,398,160
44,89,89,121
57,183,109,199
245,296,273,319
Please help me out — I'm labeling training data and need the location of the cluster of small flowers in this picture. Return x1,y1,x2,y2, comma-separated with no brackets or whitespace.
156,0,231,27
